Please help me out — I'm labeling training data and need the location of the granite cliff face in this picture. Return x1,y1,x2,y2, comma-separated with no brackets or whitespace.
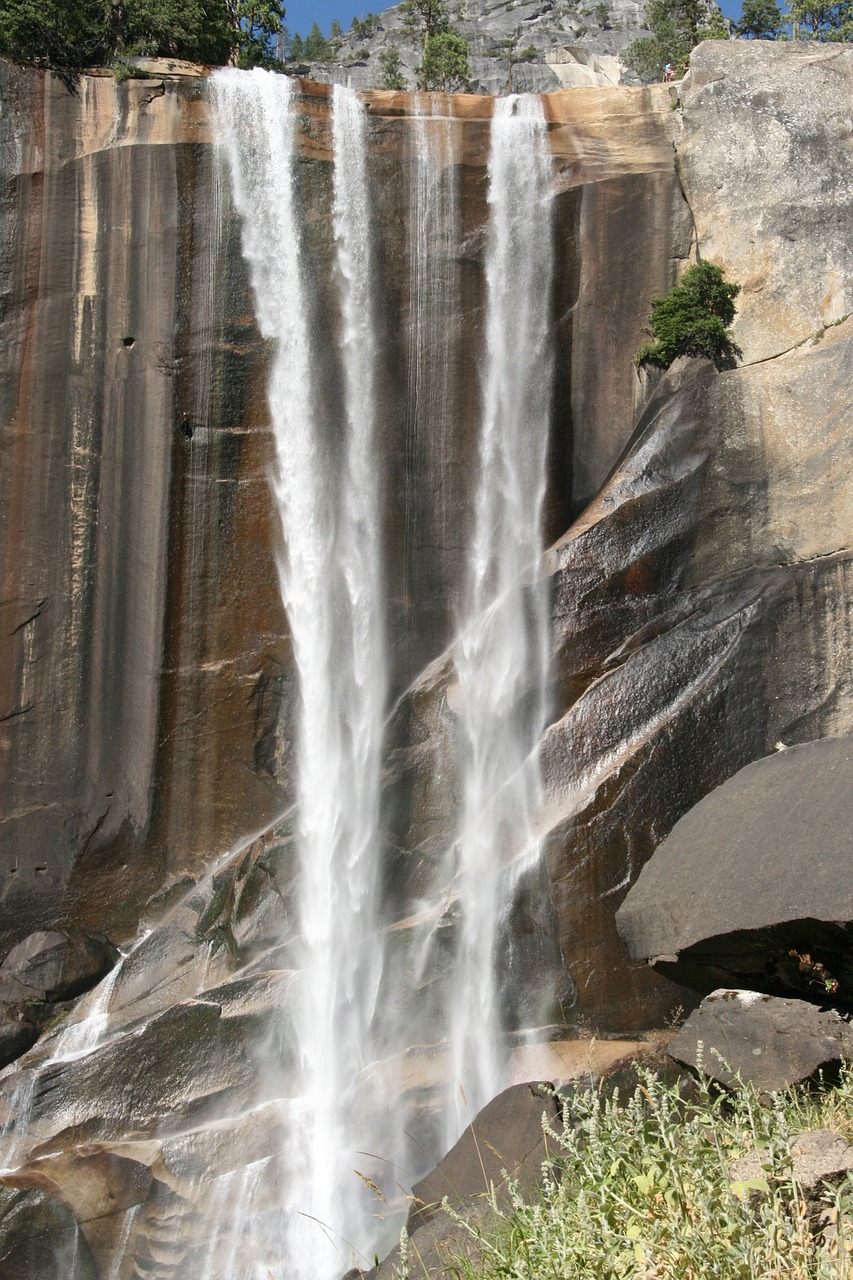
0,64,682,952
1,41,853,1278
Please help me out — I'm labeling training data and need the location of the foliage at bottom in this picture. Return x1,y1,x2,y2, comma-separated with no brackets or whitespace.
399,1063,853,1279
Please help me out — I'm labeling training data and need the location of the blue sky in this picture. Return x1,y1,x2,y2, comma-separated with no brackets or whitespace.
286,0,743,39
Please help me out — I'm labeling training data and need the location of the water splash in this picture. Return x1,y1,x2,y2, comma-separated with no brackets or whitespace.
448,93,555,1138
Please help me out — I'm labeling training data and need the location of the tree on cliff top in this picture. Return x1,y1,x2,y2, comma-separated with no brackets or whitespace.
736,0,783,36
788,0,853,37
635,261,742,371
624,0,728,80
0,0,284,73
403,0,470,89
0,0,109,71
418,30,470,90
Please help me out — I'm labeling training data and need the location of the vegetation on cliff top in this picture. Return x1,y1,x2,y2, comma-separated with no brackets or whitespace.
403,1064,853,1279
624,0,728,80
401,0,470,91
0,0,284,73
635,261,742,372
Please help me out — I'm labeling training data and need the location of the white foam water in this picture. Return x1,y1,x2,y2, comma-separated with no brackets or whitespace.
212,72,387,1279
0,80,558,1280
448,93,555,1138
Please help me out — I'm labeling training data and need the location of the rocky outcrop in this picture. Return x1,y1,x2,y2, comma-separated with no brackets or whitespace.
0,930,118,1066
290,0,650,95
668,990,853,1092
678,42,853,363
616,736,853,999
1,39,853,1280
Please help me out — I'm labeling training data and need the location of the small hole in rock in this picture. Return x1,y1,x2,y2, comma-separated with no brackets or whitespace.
122,336,135,348
181,418,195,439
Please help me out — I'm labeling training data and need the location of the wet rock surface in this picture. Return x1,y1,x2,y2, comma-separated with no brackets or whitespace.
0,63,679,958
1,40,853,1280
359,1081,561,1278
0,931,118,1069
668,990,853,1093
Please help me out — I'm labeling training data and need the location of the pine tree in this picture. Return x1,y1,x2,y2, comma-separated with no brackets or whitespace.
737,0,783,34
417,29,469,89
0,0,109,70
625,0,728,79
303,19,328,58
635,261,742,371
378,42,407,87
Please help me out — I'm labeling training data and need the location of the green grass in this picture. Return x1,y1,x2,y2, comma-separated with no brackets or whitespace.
402,1062,853,1279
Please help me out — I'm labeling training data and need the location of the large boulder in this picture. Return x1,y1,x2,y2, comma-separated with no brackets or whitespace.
0,930,118,1069
668,990,853,1093
0,930,118,1003
358,1082,560,1279
615,736,853,1001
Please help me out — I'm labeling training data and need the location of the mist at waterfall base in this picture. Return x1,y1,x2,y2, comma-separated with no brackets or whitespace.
213,71,557,1278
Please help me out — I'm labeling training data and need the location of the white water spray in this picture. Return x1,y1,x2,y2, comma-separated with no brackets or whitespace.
212,72,387,1278
448,94,555,1136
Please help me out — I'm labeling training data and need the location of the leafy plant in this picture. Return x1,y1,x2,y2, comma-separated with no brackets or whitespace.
378,42,407,88
414,1064,853,1280
737,0,784,36
625,0,728,80
635,260,742,370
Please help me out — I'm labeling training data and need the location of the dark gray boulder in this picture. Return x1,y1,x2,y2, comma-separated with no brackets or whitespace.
358,1082,560,1278
0,931,118,1069
0,930,118,1003
615,736,853,1002
407,1080,560,1228
0,1187,97,1280
668,990,853,1092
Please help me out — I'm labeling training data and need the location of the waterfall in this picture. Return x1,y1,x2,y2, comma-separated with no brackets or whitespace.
212,72,387,1278
196,75,556,1278
448,93,555,1136
0,76,560,1280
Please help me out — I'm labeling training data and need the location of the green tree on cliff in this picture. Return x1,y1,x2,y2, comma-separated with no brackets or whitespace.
634,261,742,371
736,0,783,36
0,0,284,72
788,0,853,37
303,20,329,58
378,42,407,87
230,0,286,66
418,30,469,89
403,0,470,89
120,0,233,63
624,0,728,79
0,0,110,70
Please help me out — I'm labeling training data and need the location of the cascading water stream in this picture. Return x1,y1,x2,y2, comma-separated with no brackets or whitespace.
448,93,555,1138
212,72,387,1278
0,76,561,1280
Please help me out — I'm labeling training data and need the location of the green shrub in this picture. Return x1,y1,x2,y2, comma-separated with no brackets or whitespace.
635,260,742,370
427,1063,853,1280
